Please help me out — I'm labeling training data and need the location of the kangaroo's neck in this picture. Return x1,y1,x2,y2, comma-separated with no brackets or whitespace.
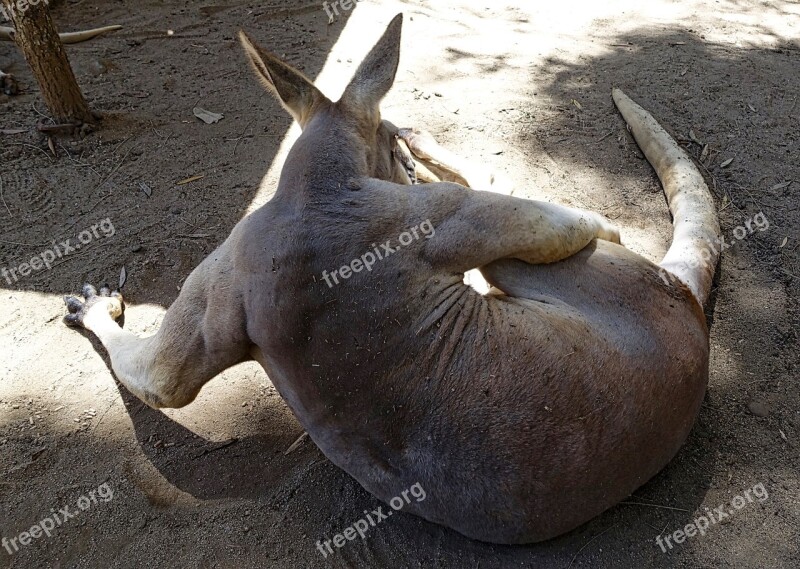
277,117,368,197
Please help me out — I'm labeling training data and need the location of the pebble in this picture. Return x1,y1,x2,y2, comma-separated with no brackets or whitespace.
747,400,770,417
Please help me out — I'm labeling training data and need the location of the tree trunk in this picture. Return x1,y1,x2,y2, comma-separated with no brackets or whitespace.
1,0,94,125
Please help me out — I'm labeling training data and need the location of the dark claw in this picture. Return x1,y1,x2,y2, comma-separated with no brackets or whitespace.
82,284,98,298
64,283,125,329
64,295,83,314
64,313,82,327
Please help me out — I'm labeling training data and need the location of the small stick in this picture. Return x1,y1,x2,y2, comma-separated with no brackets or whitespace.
37,121,81,134
0,174,12,218
91,398,117,433
284,432,309,455
0,25,122,44
594,130,614,143
192,438,239,460
566,524,617,569
620,501,689,512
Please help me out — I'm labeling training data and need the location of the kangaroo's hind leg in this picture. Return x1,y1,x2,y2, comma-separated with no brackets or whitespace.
64,227,254,408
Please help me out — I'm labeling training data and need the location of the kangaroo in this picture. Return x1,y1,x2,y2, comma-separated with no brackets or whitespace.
64,14,720,543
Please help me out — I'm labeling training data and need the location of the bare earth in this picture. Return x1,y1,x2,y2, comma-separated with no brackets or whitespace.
1,0,798,567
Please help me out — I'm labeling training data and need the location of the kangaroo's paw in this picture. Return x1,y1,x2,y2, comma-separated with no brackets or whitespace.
64,284,124,328
393,137,418,184
397,128,439,161
397,127,512,194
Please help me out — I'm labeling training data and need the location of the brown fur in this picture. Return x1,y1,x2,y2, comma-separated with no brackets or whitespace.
65,14,717,544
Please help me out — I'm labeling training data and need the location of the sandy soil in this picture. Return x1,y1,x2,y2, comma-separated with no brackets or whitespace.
1,0,798,567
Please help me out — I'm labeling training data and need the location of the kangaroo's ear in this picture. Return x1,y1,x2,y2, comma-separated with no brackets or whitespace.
239,30,325,127
341,14,403,113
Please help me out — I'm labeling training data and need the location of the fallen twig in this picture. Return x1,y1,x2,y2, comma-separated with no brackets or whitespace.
620,501,689,512
0,174,12,218
37,121,81,134
192,438,238,460
0,25,122,44
566,524,617,569
284,432,309,455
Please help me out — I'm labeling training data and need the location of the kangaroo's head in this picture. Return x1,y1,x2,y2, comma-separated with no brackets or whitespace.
239,14,414,186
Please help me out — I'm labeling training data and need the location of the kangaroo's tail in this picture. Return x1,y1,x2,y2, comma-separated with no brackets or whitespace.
612,88,721,307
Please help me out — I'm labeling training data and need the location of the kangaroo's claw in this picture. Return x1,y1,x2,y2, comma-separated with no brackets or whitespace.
63,283,124,328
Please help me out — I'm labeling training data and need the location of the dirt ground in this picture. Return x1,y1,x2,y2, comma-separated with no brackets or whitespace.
1,0,798,567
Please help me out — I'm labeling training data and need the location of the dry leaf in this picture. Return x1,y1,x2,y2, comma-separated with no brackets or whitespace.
192,107,224,124
700,144,710,162
139,181,152,197
572,99,582,110
689,129,702,145
176,174,205,185
747,103,756,112
680,68,688,77
119,266,127,289
770,181,792,191
48,137,56,156
779,237,789,248
720,158,734,168
1,128,26,135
